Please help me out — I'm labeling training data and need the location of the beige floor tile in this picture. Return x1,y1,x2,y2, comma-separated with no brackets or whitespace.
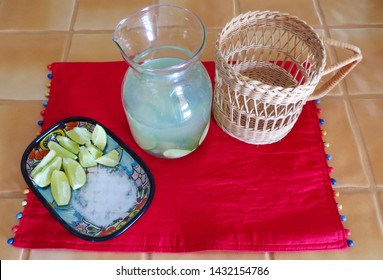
318,98,369,188
74,0,156,31
150,252,266,260
28,250,147,260
0,101,44,194
0,198,27,260
159,0,235,28
335,191,383,259
0,34,67,100
68,33,122,62
237,0,321,26
274,192,383,259
319,0,383,26
329,28,383,95
0,0,75,31
351,98,383,187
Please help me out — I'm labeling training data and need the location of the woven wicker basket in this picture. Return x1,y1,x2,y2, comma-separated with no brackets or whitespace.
214,11,362,144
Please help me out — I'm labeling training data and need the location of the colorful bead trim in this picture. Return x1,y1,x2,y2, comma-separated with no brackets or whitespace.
7,64,53,246
316,99,354,247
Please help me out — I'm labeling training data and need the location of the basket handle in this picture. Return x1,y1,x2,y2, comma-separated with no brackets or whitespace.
308,37,362,101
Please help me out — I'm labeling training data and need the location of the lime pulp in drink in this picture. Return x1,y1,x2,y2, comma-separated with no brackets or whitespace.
122,56,212,158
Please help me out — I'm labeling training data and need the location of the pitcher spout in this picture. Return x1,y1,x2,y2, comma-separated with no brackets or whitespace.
113,4,206,74
112,18,134,65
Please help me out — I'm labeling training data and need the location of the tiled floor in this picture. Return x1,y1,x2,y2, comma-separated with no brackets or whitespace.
1,0,383,260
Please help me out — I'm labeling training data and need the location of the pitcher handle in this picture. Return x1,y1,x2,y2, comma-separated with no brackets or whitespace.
308,37,362,101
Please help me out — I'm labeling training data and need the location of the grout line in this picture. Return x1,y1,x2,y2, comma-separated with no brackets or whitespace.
141,253,150,260
323,93,383,99
1,24,379,37
312,0,339,77
327,24,383,29
312,0,326,27
373,192,383,233
333,187,376,194
233,0,239,16
66,29,116,34
0,30,69,35
61,0,80,62
348,93,383,98
265,252,273,260
20,249,31,260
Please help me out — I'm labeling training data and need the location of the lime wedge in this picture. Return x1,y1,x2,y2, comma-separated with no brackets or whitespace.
85,142,103,159
163,149,193,159
51,170,71,206
65,127,92,145
63,158,86,190
47,141,77,160
132,132,157,151
128,116,156,150
56,135,80,154
32,156,62,187
78,146,97,168
31,150,57,178
91,124,107,151
96,149,119,167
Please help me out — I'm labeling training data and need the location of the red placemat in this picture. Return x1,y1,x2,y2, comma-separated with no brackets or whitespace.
12,61,349,252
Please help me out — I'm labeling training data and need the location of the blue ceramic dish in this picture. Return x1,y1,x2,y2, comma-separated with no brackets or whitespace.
21,116,155,242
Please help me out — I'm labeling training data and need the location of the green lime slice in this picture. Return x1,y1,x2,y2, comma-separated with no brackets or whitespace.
91,124,107,151
85,142,103,159
56,135,80,154
31,150,57,178
63,158,86,190
32,156,62,187
163,149,193,159
96,149,119,167
128,116,157,150
65,127,92,145
50,170,71,206
47,141,77,160
133,132,157,151
78,146,97,168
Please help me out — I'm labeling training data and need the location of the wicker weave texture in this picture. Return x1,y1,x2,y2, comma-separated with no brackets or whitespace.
213,11,362,144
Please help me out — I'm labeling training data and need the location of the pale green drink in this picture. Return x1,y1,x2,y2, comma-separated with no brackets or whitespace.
122,57,212,158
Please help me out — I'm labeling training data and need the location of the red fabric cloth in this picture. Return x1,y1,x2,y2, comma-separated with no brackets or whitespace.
13,61,347,252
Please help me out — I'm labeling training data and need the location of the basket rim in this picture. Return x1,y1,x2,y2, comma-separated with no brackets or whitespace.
215,10,326,93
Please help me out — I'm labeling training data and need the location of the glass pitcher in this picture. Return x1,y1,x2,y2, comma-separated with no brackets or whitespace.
113,4,212,159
